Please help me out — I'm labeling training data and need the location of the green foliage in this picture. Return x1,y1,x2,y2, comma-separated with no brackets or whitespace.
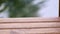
0,0,45,18
0,0,8,13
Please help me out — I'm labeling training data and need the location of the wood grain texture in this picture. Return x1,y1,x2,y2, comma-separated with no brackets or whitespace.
0,17,60,34
0,23,60,29
0,30,10,34
0,17,60,23
11,28,60,33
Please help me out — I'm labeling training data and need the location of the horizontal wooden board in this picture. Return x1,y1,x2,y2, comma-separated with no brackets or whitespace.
0,23,60,29
10,28,60,33
0,17,60,23
0,30,10,34
0,28,59,34
0,17,60,34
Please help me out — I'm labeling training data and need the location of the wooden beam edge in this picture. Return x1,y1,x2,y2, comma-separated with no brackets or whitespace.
0,17,60,23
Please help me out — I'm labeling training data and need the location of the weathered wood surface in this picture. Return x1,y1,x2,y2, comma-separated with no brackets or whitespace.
0,23,60,29
0,17,60,34
0,17,60,23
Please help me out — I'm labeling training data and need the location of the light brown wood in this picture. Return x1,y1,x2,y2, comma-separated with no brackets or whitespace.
0,28,60,34
0,17,60,34
0,23,60,29
11,28,60,33
0,30,10,34
0,28,59,34
0,17,60,23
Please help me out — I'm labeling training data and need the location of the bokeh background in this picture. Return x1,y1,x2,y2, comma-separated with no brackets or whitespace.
0,0,59,18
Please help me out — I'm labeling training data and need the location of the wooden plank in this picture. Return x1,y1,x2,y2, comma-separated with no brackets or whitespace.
0,23,60,28
17,33,60,34
0,30,10,34
0,30,59,34
0,28,59,34
0,17,60,34
10,28,60,34
0,17,60,23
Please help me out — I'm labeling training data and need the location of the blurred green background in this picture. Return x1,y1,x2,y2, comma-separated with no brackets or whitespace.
0,0,45,18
